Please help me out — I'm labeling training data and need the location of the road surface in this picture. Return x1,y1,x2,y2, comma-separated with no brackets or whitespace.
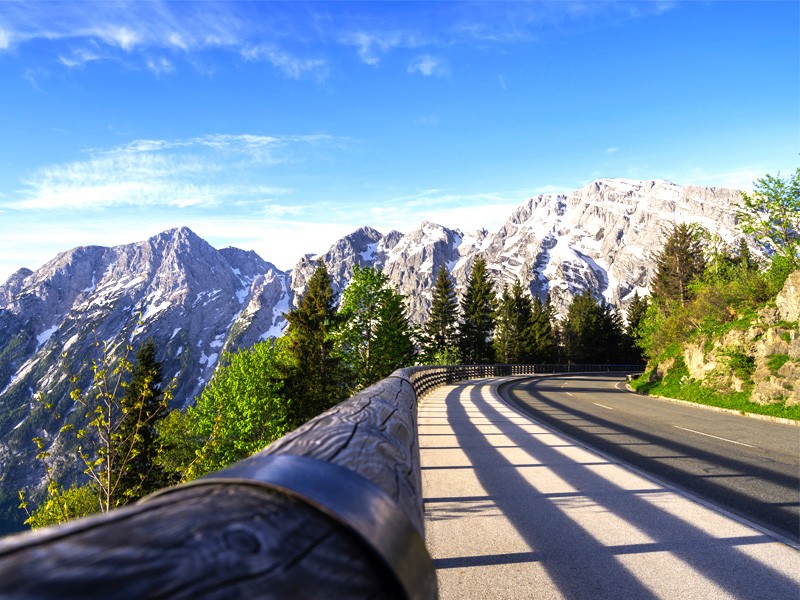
419,377,800,599
503,373,800,543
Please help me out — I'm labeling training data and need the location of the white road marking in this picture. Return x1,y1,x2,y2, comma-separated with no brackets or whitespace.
674,426,755,448
593,403,614,410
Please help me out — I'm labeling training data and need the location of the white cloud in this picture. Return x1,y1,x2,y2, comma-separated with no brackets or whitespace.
0,27,10,50
167,32,188,51
241,44,327,80
408,55,448,77
58,48,102,68
5,134,337,211
605,147,618,154
146,56,174,76
93,25,139,51
340,30,405,65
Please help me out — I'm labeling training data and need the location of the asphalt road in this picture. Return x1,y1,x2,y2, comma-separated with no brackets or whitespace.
503,374,800,544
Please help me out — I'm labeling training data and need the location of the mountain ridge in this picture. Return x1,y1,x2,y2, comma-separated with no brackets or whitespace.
0,177,747,534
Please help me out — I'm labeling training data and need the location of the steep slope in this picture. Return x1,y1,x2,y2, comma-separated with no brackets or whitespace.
0,227,288,533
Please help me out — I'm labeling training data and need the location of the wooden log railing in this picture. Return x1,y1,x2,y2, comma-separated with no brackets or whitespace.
0,364,642,599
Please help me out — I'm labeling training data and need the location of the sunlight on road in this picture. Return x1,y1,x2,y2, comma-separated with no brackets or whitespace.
419,380,800,600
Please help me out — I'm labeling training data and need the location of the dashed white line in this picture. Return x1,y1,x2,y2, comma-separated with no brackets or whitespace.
674,426,755,448
593,403,614,410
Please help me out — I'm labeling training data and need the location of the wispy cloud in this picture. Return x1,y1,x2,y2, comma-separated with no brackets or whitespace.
0,1,321,80
408,55,449,77
146,56,174,76
5,134,336,211
0,1,678,80
339,30,406,65
241,44,327,80
605,147,618,154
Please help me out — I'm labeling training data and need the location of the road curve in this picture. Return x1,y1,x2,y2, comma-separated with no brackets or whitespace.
419,377,800,600
503,373,800,544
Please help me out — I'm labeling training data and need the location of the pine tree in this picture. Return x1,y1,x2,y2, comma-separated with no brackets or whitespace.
493,279,535,364
422,264,459,362
529,295,555,363
283,260,347,424
563,290,627,364
651,223,706,307
457,257,496,364
625,292,649,339
111,338,168,506
336,265,415,390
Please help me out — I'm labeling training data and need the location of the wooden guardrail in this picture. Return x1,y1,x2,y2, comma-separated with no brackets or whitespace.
0,364,641,599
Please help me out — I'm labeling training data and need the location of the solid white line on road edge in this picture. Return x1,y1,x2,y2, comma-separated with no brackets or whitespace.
593,403,614,410
673,426,756,448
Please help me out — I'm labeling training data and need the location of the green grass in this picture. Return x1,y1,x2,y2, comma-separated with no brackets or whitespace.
631,360,800,421
767,353,791,374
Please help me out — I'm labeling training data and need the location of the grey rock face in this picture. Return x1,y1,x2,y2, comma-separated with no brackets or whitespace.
0,227,289,533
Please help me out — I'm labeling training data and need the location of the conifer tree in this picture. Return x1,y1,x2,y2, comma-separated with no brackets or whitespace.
283,260,347,424
111,338,168,506
563,290,630,364
651,223,706,307
493,279,535,364
625,292,649,340
529,295,556,363
457,257,496,364
422,264,459,362
336,265,415,390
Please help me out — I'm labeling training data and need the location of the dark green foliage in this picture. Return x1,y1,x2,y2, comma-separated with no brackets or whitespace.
724,349,755,383
111,338,168,506
529,295,556,363
283,260,348,424
625,292,649,339
563,290,628,364
21,338,171,526
336,265,415,390
493,280,536,364
737,168,800,269
652,223,706,307
457,257,496,364
421,264,459,362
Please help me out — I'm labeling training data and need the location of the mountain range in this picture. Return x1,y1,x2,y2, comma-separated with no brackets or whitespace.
0,177,745,534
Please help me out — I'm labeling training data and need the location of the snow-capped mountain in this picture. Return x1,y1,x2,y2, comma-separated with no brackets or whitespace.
0,178,744,534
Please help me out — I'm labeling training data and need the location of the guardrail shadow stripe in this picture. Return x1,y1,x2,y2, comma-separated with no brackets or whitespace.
506,377,800,537
454,382,799,599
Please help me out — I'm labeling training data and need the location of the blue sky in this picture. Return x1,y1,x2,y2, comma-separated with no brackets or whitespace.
0,1,797,281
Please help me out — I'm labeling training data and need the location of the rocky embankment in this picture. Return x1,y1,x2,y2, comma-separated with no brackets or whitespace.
677,270,800,406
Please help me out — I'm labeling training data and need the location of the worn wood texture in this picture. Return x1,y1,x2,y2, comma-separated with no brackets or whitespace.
0,371,424,599
0,484,401,599
254,373,423,534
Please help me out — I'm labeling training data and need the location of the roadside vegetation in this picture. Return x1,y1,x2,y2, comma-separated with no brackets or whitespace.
630,169,799,420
